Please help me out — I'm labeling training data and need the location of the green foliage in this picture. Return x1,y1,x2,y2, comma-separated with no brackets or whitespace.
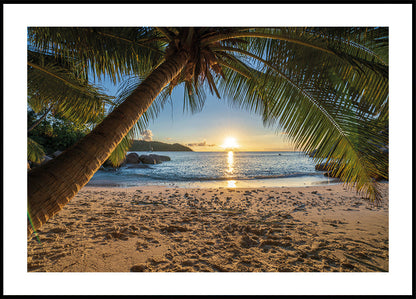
107,134,133,167
129,140,193,152
28,109,89,155
27,138,45,163
27,50,113,125
28,27,164,84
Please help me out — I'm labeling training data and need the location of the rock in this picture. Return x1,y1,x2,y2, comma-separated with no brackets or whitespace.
139,155,157,164
137,154,171,164
139,155,160,164
51,150,63,158
149,154,171,162
125,153,140,164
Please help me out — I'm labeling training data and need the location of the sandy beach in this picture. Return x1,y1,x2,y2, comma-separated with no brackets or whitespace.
27,182,388,272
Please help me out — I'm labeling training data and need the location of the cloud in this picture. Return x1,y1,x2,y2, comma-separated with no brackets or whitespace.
140,129,153,141
186,139,216,147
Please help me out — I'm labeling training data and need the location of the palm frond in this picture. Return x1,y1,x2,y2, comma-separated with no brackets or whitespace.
243,28,389,119
28,27,165,83
28,50,113,125
214,39,387,200
107,132,134,167
27,138,45,163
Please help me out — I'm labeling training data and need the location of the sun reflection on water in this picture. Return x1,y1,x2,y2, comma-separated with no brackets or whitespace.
227,180,237,188
227,151,234,174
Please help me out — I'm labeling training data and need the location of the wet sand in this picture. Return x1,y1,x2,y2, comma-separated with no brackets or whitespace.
27,183,388,272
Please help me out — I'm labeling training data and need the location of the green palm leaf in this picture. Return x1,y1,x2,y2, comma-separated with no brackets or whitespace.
28,50,113,125
214,35,387,200
28,27,165,83
27,138,45,163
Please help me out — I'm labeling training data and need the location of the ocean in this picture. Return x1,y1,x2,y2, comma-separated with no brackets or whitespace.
87,151,339,188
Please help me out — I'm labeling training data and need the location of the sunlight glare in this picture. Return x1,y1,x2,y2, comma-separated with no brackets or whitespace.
221,137,239,150
227,180,237,188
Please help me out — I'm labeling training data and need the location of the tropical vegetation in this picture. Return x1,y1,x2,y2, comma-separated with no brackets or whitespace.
129,140,193,152
28,109,92,159
27,27,388,236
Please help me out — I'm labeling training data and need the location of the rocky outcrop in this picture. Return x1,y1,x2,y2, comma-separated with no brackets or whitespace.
100,153,171,171
138,154,169,164
99,153,172,170
138,154,171,164
149,154,171,162
139,155,161,164
125,153,140,164
129,140,192,152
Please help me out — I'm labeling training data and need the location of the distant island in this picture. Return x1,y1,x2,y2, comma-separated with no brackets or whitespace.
129,140,193,152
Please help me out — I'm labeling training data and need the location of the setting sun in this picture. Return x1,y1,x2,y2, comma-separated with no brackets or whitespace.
221,137,240,150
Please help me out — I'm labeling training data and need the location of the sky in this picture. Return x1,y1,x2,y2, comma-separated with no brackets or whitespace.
101,79,296,152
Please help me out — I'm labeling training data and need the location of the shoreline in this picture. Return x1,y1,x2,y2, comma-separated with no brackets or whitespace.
87,173,341,189
28,183,388,272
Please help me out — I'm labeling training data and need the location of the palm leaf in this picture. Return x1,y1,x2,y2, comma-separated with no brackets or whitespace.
28,50,113,125
28,27,165,84
216,47,387,201
27,138,45,163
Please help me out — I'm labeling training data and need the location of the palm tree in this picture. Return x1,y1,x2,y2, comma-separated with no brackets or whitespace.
27,27,388,236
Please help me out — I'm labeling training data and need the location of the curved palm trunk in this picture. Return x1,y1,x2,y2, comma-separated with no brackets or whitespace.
28,50,189,236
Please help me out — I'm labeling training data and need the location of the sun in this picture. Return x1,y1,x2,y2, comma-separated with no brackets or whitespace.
221,137,240,150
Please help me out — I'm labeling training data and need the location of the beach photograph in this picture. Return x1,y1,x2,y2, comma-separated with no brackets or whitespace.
3,4,413,296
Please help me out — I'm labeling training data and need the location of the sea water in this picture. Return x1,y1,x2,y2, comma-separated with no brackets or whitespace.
88,151,339,188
